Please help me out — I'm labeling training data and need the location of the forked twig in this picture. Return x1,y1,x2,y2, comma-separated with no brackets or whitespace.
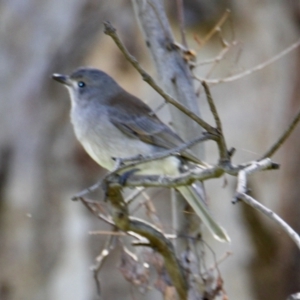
92,234,116,297
196,39,300,84
195,9,231,48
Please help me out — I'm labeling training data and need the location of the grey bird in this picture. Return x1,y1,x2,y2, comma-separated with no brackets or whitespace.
52,67,230,242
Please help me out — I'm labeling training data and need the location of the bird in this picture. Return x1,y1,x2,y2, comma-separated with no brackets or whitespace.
52,67,230,242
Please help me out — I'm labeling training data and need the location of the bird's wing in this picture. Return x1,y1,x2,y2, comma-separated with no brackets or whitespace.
108,91,202,164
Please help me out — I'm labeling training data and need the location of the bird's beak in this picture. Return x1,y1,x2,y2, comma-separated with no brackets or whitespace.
52,73,72,86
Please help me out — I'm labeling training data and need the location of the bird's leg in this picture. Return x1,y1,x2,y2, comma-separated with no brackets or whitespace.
118,168,140,185
72,155,144,200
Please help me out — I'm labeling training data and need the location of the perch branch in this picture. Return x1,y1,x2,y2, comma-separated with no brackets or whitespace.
105,133,215,180
106,159,278,189
72,133,215,200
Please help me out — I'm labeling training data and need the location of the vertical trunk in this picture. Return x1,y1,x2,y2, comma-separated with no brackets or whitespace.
131,0,205,254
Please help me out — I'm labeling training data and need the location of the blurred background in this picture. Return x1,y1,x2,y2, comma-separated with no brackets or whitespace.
1,0,300,299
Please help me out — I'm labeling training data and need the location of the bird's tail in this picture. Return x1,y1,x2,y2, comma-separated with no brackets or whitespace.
177,186,230,242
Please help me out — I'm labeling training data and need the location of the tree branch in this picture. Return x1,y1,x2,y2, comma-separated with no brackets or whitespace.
106,186,188,299
234,159,300,250
261,104,300,159
105,159,278,189
202,81,229,162
196,39,300,84
70,133,215,200
103,21,216,134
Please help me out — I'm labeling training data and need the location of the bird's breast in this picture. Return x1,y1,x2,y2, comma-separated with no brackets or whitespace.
70,105,180,175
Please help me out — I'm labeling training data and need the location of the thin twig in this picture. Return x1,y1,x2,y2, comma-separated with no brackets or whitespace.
234,159,300,250
261,105,300,159
238,190,300,249
196,39,300,84
125,187,145,204
106,186,188,300
130,190,163,230
91,234,116,297
194,44,234,67
201,82,222,132
72,180,103,199
201,81,228,161
193,39,239,97
76,197,116,227
204,33,232,79
195,9,231,48
103,21,216,134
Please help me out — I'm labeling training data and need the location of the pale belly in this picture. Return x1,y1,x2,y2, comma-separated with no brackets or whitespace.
82,138,180,176
72,112,180,175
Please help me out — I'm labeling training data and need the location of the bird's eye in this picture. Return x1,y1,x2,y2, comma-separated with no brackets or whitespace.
78,81,85,88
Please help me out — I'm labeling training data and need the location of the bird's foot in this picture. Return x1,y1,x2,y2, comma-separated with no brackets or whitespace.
118,168,140,185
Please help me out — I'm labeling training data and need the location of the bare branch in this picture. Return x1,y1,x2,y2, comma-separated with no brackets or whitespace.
202,81,229,162
72,133,216,201
76,197,116,227
261,105,300,159
194,42,236,67
203,33,236,79
91,234,116,297
234,159,300,250
103,21,216,133
125,187,145,204
201,82,222,132
195,9,231,48
104,133,215,182
77,189,189,299
196,39,300,84
106,159,279,189
237,188,300,249
106,187,188,299
72,180,103,199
